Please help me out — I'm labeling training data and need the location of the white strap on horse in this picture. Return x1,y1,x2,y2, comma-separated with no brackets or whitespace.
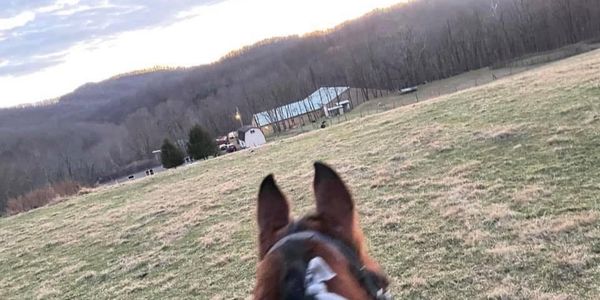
305,257,348,300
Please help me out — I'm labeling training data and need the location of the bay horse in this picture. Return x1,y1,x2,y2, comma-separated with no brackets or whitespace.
254,162,391,299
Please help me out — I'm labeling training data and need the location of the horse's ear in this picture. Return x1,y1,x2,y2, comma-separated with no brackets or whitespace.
313,162,355,239
257,174,290,259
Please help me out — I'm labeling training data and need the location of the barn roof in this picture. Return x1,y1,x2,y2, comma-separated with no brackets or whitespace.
253,87,349,127
238,125,257,133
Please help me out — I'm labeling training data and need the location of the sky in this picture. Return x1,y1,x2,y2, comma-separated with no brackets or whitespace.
0,0,402,108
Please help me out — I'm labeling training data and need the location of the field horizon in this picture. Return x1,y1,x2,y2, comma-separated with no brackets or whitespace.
1,49,599,299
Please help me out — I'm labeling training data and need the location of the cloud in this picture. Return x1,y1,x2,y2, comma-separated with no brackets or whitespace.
0,59,65,77
0,0,402,107
37,0,82,14
0,0,220,77
0,50,68,77
0,11,36,31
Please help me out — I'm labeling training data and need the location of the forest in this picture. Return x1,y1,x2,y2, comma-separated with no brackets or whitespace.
1,0,600,213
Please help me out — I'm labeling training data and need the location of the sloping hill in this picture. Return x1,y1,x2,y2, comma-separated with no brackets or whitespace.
1,50,599,299
3,0,600,212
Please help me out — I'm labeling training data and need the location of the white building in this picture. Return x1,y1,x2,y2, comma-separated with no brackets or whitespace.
237,126,267,148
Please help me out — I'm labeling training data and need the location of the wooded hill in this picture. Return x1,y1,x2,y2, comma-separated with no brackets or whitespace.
1,0,600,213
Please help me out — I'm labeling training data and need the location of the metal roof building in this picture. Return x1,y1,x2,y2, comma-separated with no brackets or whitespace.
253,87,349,127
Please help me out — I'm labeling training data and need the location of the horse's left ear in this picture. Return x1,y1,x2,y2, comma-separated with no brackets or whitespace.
257,174,290,259
313,162,356,241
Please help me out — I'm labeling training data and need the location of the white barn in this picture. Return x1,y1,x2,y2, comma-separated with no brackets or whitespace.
237,126,267,148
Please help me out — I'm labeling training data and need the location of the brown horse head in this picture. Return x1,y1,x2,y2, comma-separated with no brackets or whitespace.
254,162,391,300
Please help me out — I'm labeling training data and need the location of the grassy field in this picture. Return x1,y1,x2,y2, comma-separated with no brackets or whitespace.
348,65,531,118
267,64,534,142
267,44,600,143
2,49,600,299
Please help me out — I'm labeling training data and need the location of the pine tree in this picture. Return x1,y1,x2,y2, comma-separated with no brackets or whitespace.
187,125,217,160
160,139,185,169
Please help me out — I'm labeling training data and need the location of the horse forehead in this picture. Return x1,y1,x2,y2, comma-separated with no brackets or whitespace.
290,214,325,231
271,229,347,263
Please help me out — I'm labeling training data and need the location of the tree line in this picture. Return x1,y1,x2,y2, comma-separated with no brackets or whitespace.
1,0,600,214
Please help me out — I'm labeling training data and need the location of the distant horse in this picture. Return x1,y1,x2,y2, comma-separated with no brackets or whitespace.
254,162,391,299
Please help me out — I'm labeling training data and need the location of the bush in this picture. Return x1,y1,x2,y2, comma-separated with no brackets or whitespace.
53,181,81,197
187,125,217,160
5,180,82,216
161,139,185,169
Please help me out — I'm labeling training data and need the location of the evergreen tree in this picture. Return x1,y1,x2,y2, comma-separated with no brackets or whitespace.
160,139,185,169
187,125,217,160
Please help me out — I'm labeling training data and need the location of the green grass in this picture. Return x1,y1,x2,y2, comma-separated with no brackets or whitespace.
1,50,600,299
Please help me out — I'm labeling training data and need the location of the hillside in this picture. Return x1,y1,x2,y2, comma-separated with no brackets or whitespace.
3,0,600,212
2,48,599,299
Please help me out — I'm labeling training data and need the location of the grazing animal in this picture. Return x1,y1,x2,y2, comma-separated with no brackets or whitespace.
254,162,391,300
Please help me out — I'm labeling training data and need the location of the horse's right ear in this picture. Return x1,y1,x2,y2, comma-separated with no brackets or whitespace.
313,162,356,242
257,175,290,259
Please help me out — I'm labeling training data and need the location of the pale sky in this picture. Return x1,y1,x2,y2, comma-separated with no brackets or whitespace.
0,0,402,108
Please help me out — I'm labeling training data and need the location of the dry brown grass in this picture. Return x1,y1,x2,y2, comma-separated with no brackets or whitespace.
518,212,599,240
448,161,481,177
197,221,239,247
6,181,82,215
547,135,574,145
473,125,522,142
484,203,517,222
514,184,553,203
2,49,600,299
486,243,522,257
486,284,517,300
